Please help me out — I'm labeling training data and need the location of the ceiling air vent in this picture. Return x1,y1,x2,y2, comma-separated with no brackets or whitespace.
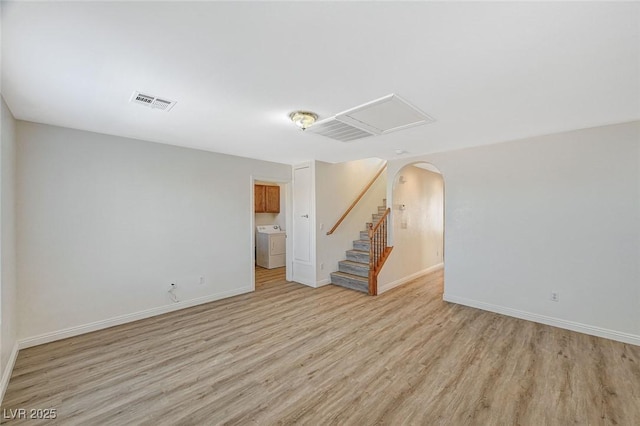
130,91,177,111
306,94,434,142
306,118,375,142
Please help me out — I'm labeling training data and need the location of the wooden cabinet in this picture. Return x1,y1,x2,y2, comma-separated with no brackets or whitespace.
255,185,267,213
264,186,280,213
255,184,280,213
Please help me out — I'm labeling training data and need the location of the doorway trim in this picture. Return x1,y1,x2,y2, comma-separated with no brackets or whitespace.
250,175,292,291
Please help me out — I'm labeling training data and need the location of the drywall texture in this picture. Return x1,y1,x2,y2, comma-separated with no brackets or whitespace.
1,96,17,381
377,165,443,291
17,122,291,340
315,159,386,284
387,121,640,340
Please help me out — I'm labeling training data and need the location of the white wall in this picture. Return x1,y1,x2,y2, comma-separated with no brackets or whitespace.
387,121,640,345
0,96,18,399
315,158,386,284
377,165,443,292
16,121,291,344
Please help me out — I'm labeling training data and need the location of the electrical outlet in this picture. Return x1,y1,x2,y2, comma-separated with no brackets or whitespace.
320,263,324,270
550,291,559,302
199,276,205,285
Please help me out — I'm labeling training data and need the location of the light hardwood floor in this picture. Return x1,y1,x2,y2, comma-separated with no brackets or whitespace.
254,265,286,290
2,268,639,425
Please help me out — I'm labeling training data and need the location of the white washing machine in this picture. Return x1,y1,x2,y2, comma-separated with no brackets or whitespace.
256,225,286,269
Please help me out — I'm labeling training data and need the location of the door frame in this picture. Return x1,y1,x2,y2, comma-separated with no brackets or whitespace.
250,175,293,291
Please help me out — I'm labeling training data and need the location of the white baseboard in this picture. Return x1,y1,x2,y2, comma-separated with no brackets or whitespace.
292,279,316,288
0,342,19,405
378,263,444,294
18,287,253,349
316,278,331,287
443,294,640,347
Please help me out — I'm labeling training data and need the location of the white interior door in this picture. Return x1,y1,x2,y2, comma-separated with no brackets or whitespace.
293,166,311,263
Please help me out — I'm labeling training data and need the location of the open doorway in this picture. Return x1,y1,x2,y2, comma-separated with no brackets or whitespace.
385,161,445,293
251,178,290,291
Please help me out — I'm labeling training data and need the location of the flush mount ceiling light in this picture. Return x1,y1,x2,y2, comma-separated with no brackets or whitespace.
289,111,318,130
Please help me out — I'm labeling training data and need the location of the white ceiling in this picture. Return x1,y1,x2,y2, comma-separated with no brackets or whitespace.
2,1,639,165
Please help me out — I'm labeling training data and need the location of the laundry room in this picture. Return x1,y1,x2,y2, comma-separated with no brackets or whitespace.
254,181,287,285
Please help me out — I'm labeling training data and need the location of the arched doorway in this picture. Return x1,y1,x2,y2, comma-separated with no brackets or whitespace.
385,161,445,293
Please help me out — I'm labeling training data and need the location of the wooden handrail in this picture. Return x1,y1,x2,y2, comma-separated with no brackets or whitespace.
326,161,387,236
370,207,390,234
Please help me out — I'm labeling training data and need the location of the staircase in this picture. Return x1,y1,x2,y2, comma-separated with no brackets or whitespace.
330,200,389,294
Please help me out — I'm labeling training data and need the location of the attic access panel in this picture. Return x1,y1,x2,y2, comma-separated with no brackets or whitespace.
337,94,434,135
